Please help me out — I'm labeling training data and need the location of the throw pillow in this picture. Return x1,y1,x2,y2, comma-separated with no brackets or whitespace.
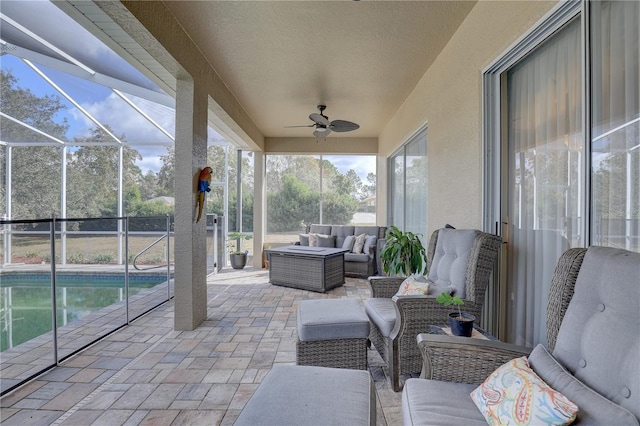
308,233,318,247
395,274,429,296
342,235,356,251
317,234,336,248
363,235,377,255
299,234,309,246
470,356,579,426
352,233,367,254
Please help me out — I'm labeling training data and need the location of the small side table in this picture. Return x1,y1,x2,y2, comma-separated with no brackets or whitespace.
429,324,497,341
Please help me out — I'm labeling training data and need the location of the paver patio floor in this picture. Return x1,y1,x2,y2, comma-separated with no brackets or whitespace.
1,267,404,425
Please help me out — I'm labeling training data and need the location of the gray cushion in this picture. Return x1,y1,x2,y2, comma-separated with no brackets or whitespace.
331,225,355,248
299,233,309,246
355,226,381,239
402,379,485,426
364,298,396,337
343,235,356,251
552,246,640,419
297,299,369,341
309,224,332,235
363,235,377,256
528,344,639,426
317,234,336,248
427,228,480,299
345,252,370,263
235,365,375,426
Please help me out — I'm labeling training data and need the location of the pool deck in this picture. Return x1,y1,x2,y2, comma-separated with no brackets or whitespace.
0,267,405,425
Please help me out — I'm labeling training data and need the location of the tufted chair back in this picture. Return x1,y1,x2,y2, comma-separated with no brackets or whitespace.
549,246,640,419
426,228,502,305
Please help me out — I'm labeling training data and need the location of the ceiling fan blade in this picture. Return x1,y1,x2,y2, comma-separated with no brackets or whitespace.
284,124,315,128
309,113,330,126
313,128,332,138
329,120,359,132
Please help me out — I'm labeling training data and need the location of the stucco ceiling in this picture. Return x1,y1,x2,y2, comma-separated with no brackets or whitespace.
163,1,477,139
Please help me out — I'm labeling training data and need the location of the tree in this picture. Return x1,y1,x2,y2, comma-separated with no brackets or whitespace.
156,146,175,196
0,69,68,219
267,174,319,232
66,127,144,218
331,169,362,199
361,172,376,200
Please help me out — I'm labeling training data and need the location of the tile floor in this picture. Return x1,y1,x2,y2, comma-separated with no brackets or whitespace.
1,268,404,425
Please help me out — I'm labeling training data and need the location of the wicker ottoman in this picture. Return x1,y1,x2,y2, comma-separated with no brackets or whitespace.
296,299,370,370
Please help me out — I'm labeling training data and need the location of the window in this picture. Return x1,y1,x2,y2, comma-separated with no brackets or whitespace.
590,0,640,251
388,126,428,240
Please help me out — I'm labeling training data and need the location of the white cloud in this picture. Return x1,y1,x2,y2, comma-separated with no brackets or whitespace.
326,155,376,180
69,93,175,144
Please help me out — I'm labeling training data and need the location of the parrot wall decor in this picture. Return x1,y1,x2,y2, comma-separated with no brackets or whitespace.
196,166,213,223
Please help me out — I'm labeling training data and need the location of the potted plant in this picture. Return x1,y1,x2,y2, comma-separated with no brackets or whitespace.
228,232,252,269
436,292,475,337
379,225,428,276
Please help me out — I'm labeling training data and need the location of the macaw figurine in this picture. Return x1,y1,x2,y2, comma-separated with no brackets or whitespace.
196,166,213,223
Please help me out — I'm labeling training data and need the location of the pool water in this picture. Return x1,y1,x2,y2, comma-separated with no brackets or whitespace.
0,273,169,351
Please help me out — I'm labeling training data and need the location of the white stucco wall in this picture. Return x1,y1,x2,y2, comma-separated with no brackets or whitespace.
378,0,557,234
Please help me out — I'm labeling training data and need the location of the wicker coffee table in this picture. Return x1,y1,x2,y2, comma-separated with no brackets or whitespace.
265,245,348,292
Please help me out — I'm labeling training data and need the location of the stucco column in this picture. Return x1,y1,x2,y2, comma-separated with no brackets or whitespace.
174,76,208,330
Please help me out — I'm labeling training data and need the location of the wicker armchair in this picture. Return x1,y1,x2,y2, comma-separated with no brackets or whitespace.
404,246,640,425
416,247,586,384
365,227,501,391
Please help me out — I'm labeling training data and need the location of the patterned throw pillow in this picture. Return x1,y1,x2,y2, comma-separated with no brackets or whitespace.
352,233,367,253
395,274,429,296
470,356,578,426
308,233,318,247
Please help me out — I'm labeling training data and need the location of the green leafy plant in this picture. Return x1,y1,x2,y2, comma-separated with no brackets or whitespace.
228,232,252,255
436,292,465,319
67,252,86,264
93,252,115,264
380,225,428,276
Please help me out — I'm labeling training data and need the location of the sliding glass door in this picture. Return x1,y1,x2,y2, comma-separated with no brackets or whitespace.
388,126,428,241
485,0,639,347
505,17,583,347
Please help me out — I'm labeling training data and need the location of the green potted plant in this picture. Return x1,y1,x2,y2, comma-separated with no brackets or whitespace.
379,225,428,276
228,232,252,269
436,292,475,337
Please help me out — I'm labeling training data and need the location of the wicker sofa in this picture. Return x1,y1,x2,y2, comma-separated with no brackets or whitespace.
299,224,387,278
403,246,640,425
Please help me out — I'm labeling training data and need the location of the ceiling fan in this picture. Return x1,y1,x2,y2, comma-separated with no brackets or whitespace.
286,105,359,137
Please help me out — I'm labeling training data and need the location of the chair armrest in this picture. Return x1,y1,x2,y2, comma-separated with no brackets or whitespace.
417,333,531,385
368,276,404,298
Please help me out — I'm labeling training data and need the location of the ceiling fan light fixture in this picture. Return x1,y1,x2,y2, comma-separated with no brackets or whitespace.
313,128,331,138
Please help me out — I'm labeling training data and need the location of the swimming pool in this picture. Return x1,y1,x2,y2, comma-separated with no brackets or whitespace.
0,272,171,351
